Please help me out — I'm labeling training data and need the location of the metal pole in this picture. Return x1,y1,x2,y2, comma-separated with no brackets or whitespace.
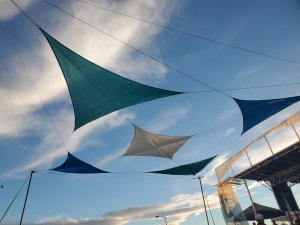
20,171,34,225
164,216,168,225
245,151,253,167
198,177,210,225
291,124,300,140
243,179,256,214
264,136,274,155
230,167,235,176
205,195,216,225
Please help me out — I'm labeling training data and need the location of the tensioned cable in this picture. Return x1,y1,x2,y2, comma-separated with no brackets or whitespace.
1,15,69,154
6,0,240,170
0,60,32,171
204,195,216,225
9,0,192,147
34,169,194,180
77,0,300,66
188,82,300,93
0,174,30,224
38,0,230,98
10,1,300,95
10,0,296,176
39,0,300,95
8,0,251,171
58,118,241,171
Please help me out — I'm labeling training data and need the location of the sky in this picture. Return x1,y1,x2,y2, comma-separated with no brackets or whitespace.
0,0,300,225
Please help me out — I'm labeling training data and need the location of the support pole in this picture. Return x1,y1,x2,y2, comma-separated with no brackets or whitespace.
264,136,274,155
243,179,256,214
163,216,168,225
20,171,34,225
205,195,216,225
245,151,253,167
291,124,300,140
198,177,210,225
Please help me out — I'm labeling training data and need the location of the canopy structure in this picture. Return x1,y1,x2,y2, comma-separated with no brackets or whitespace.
148,155,217,175
215,111,300,182
40,28,183,131
238,203,285,220
233,141,300,186
123,125,193,159
234,96,300,134
51,152,109,174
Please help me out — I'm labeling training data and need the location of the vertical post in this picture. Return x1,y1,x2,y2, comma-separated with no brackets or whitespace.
282,194,294,225
198,177,210,225
164,216,168,225
20,171,34,225
245,151,253,167
205,195,216,225
291,124,300,140
230,167,235,176
243,179,256,214
264,136,274,155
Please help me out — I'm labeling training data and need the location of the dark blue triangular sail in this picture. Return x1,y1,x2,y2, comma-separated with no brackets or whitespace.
234,96,300,134
51,152,109,174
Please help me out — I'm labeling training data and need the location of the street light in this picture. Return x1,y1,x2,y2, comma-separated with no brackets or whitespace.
156,215,168,225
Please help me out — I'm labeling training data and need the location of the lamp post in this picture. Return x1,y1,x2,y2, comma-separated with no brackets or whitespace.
156,215,168,225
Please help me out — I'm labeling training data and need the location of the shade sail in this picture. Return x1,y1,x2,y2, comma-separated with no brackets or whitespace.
123,125,193,159
234,96,300,134
40,28,183,130
148,155,217,175
51,152,109,174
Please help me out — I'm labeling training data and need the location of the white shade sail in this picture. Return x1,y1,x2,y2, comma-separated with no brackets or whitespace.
123,125,193,159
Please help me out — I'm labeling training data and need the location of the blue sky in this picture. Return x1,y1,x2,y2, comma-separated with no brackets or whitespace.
0,0,300,225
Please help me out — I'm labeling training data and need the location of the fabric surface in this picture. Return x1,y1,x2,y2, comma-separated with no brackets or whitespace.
41,28,182,130
234,96,300,134
148,155,217,175
51,152,109,174
123,125,193,159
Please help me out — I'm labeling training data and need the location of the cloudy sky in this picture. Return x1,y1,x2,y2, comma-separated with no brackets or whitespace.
0,0,300,225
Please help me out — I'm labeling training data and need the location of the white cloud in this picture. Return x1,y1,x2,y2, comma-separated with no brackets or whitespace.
0,0,181,178
202,153,229,185
1,111,134,178
13,191,220,225
0,0,33,20
146,105,191,133
223,127,237,137
236,65,265,78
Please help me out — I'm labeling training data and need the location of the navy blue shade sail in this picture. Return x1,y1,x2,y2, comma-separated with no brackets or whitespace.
51,152,109,174
234,96,300,134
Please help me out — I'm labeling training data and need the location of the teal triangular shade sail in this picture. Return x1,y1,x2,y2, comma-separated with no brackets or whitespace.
40,28,183,130
51,152,109,174
234,96,300,134
148,155,217,175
